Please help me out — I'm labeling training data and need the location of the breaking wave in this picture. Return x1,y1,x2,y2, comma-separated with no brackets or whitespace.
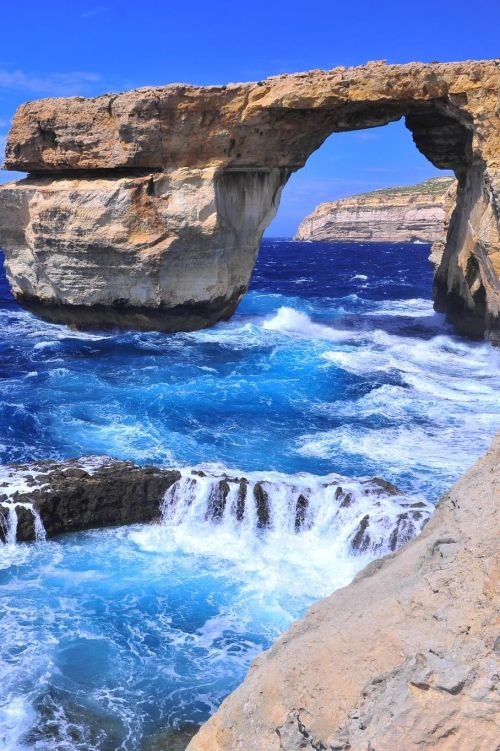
1,239,499,748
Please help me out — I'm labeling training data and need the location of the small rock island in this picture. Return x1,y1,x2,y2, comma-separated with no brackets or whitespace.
294,176,456,244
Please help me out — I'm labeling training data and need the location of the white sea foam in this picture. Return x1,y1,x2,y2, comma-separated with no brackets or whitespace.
262,306,352,342
256,305,499,495
0,308,111,343
0,696,37,751
130,467,431,603
369,297,435,317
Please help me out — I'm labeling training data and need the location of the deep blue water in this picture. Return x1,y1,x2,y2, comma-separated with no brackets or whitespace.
1,240,499,496
1,240,499,750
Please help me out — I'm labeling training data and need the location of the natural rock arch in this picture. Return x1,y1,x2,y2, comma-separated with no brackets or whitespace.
0,60,499,341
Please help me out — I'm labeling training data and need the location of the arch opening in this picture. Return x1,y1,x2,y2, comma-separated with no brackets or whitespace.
0,64,498,341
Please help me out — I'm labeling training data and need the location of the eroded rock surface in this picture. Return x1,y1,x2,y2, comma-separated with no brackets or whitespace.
187,437,500,751
0,60,499,338
295,177,456,243
0,168,285,330
0,459,180,540
0,459,430,549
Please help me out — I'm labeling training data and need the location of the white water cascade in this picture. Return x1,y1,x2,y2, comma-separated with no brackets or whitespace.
0,502,47,544
160,468,433,556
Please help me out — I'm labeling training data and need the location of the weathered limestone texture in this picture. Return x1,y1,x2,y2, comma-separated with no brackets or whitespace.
187,436,500,751
429,177,460,267
295,177,456,243
0,60,499,337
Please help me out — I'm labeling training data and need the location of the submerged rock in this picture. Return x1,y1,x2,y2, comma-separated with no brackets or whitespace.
187,436,500,751
0,60,499,340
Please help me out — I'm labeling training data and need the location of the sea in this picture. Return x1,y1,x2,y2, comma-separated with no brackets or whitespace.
1,239,499,750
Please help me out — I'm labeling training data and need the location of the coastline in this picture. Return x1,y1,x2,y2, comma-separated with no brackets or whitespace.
187,434,500,750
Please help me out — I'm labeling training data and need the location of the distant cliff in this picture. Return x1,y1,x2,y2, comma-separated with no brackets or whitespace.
294,177,456,243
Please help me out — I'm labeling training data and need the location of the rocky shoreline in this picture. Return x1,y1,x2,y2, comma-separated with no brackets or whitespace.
187,436,500,751
294,176,456,244
0,458,431,553
0,450,498,751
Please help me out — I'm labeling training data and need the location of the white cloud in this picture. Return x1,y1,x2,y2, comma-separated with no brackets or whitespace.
352,131,380,141
0,68,102,96
80,6,109,19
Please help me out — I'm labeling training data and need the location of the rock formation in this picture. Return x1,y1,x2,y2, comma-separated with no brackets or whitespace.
187,436,500,751
0,60,499,340
0,459,430,547
294,176,456,243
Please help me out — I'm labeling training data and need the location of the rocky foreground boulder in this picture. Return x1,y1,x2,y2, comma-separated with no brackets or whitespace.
187,436,500,751
294,176,456,244
0,60,499,340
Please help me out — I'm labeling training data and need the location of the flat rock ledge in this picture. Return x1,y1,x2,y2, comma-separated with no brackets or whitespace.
187,436,500,751
0,459,429,551
0,459,180,540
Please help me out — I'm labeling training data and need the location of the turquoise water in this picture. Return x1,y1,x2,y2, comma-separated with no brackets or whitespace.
1,240,499,750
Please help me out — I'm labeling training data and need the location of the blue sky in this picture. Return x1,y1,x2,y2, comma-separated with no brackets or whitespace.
0,0,498,235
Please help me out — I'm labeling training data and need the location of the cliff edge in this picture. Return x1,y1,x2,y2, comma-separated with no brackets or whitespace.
294,176,456,243
188,436,500,751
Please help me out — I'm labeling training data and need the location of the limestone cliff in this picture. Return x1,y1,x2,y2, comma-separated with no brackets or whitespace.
0,60,499,340
294,176,456,243
0,169,285,330
187,436,500,751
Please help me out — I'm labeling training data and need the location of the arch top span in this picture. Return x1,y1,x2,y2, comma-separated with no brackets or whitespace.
0,59,499,340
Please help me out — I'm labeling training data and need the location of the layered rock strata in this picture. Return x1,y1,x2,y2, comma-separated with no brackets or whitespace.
188,436,500,751
294,176,456,243
0,60,499,339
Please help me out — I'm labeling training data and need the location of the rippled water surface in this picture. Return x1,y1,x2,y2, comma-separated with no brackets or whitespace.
1,240,499,750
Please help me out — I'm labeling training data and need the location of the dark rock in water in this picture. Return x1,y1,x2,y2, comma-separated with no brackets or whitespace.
236,479,247,521
388,510,430,552
294,494,309,531
25,684,127,751
349,492,433,555
206,479,230,521
363,477,401,496
335,485,354,508
254,482,270,528
143,724,200,750
350,514,371,552
0,459,433,550
0,459,180,542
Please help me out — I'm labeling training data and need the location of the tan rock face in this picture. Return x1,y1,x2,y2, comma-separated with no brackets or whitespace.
0,168,286,329
0,59,499,337
187,436,500,751
295,177,456,243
